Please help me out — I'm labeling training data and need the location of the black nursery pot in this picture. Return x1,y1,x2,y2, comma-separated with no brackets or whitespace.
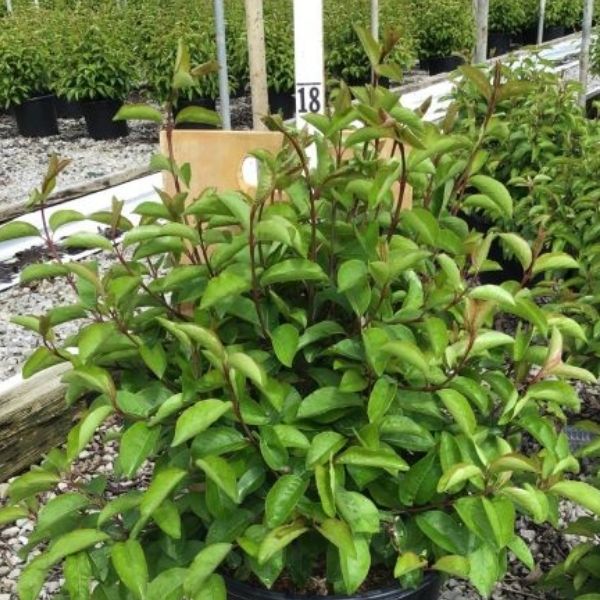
13,94,58,138
488,31,511,57
227,575,441,600
174,97,217,130
268,89,296,120
424,56,465,76
55,97,83,119
544,25,566,41
81,99,128,140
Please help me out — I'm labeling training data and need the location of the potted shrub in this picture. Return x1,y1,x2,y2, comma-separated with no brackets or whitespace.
488,0,526,56
265,1,296,119
2,42,600,600
56,21,135,139
0,13,58,137
411,0,475,74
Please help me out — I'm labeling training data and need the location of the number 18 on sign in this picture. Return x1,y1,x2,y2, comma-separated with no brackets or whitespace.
293,0,325,130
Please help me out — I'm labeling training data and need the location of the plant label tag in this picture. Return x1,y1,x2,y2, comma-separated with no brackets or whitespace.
293,0,325,131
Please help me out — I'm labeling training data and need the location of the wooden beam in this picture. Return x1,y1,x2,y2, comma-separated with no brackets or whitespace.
245,0,269,130
0,364,76,482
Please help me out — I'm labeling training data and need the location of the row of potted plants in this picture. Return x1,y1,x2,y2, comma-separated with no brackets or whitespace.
1,0,586,139
0,34,600,600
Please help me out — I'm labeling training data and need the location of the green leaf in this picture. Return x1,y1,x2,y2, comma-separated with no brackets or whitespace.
36,493,90,533
64,552,92,600
140,344,167,379
97,492,142,526
437,463,483,492
45,529,110,567
0,221,40,242
64,233,113,252
0,505,29,526
296,387,362,419
508,536,534,570
469,285,515,306
532,252,579,275
17,562,47,600
498,233,532,270
147,568,188,600
63,366,115,398
381,340,429,374
469,544,499,597
67,404,113,461
20,263,68,284
335,489,380,534
257,522,308,564
316,518,356,558
337,446,408,473
114,103,163,123
196,456,239,503
401,208,439,246
194,573,227,600
416,511,469,554
339,534,371,594
261,259,328,286
153,499,181,539
550,481,600,516
200,271,250,310
9,470,60,503
183,544,232,598
271,324,299,367
111,540,148,600
265,474,309,528
136,467,186,533
172,400,232,446
394,552,427,578
306,432,347,467
22,347,64,378
119,422,161,478
49,210,85,232
176,106,221,127
338,259,368,293
228,353,267,388
468,175,513,218
438,389,477,435
432,555,470,579
367,378,396,423
460,65,492,100
78,322,114,362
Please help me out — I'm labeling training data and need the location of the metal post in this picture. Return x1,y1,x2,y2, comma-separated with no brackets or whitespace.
579,0,594,107
537,0,546,45
245,0,269,130
370,0,379,41
474,0,489,63
213,0,232,130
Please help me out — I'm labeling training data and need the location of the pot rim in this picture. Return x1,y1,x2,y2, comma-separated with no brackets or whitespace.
225,572,440,600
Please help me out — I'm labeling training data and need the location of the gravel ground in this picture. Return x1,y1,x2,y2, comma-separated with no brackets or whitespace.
0,115,158,209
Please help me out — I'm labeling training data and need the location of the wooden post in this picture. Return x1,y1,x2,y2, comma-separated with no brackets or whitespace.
537,0,546,45
474,0,489,63
245,0,269,130
370,0,379,40
579,0,594,107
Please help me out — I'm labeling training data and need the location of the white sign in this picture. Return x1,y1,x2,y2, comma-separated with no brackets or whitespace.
293,0,325,129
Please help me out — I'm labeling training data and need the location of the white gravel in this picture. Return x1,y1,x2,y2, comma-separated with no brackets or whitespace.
0,114,158,210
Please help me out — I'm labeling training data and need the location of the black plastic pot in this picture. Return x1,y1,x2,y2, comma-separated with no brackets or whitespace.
81,99,128,140
423,55,465,76
227,575,441,600
174,97,217,130
520,27,538,45
55,97,83,119
488,31,511,57
544,25,566,41
13,95,58,138
268,89,296,120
